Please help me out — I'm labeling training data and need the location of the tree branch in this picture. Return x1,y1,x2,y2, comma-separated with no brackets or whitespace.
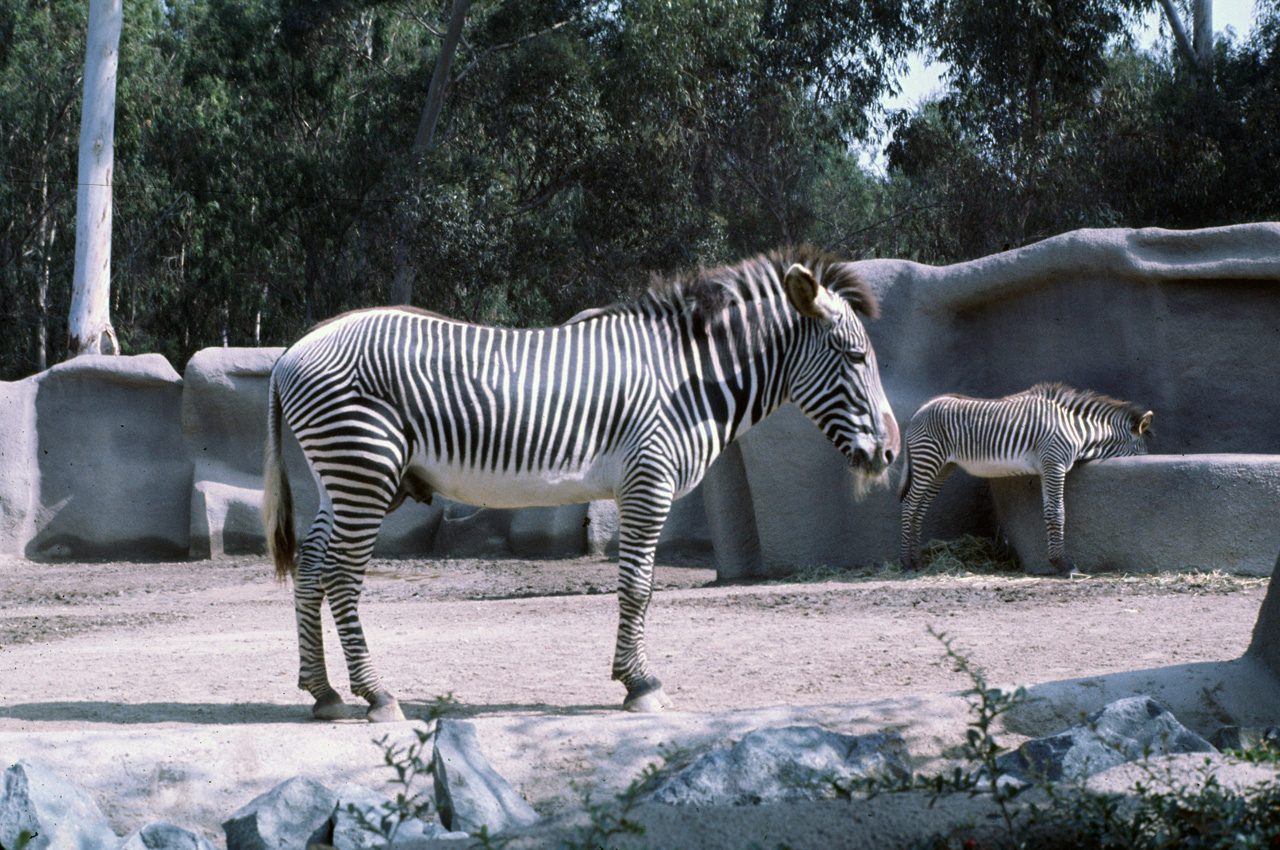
1156,0,1200,69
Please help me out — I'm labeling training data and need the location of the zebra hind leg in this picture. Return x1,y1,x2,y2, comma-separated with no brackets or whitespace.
294,507,350,720
325,515,405,723
899,462,954,571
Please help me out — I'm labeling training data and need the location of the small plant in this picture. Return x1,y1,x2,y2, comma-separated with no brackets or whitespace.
827,626,1031,842
842,633,1280,850
351,693,459,845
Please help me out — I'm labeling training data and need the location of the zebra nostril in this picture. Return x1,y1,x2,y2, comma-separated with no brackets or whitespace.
883,449,895,465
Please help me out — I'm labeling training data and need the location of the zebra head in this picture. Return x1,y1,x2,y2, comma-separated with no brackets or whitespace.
781,262,900,485
1093,405,1154,460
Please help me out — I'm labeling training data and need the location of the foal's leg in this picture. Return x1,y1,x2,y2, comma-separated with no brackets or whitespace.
900,461,955,571
1039,461,1076,575
613,478,676,712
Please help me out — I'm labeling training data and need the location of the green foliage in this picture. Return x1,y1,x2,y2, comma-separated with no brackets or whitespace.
4,0,1280,379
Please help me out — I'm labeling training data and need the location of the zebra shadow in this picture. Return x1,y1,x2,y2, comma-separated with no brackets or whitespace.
0,699,627,725
0,701,317,725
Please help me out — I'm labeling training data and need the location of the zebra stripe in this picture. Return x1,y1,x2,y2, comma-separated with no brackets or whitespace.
898,383,1152,574
264,248,899,720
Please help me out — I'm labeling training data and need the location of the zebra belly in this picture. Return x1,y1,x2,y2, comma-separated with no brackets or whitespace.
409,455,621,509
955,454,1041,478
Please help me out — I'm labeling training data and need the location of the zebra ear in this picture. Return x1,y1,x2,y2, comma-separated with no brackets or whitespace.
784,263,839,320
1138,411,1153,434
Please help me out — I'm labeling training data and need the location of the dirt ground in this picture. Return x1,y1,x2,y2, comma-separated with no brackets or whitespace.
1,553,1277,847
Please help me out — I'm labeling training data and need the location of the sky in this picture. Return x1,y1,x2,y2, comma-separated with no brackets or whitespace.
885,0,1263,113
859,1,1262,171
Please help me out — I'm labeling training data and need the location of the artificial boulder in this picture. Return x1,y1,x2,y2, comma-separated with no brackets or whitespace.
991,455,1280,575
644,726,912,806
329,783,463,849
120,822,217,850
431,719,540,835
0,759,120,850
995,696,1215,784
26,354,189,559
222,776,336,850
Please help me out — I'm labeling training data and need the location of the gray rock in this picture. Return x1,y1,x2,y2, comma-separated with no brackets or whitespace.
1208,725,1280,752
120,822,217,850
707,224,1280,577
222,776,336,850
0,759,120,850
330,783,463,849
991,455,1280,576
431,719,540,835
645,726,912,806
996,696,1216,784
584,499,619,557
188,461,267,559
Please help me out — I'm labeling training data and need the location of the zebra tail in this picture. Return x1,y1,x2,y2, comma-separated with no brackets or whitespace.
262,374,297,582
897,438,913,501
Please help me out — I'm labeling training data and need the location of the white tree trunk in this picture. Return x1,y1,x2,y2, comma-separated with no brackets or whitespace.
68,0,122,358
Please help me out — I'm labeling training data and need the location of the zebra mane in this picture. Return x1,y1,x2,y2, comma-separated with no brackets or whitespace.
1027,382,1147,421
651,245,879,323
566,246,879,329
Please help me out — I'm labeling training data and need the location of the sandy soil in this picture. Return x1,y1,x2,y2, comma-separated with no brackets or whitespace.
1,554,1277,848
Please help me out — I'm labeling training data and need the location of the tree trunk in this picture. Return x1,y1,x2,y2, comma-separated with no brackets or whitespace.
1157,0,1213,84
67,0,122,358
1193,0,1213,73
414,0,472,152
391,0,472,306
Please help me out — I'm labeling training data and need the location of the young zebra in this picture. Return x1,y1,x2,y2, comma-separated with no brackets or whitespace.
899,383,1152,575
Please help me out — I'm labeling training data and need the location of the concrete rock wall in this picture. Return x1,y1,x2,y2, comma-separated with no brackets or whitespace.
0,224,1276,577
0,348,709,562
708,223,1280,577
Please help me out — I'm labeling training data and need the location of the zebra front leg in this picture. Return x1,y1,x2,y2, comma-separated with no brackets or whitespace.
1039,463,1077,576
613,488,675,712
294,510,347,720
899,462,954,571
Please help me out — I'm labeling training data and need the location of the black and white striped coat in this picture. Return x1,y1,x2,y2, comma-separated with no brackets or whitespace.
264,248,899,721
899,383,1152,574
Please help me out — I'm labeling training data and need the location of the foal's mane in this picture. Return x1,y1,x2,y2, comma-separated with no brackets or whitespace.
567,246,879,329
1027,382,1146,420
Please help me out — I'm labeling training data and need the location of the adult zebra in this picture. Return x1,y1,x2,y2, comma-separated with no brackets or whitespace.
264,247,899,722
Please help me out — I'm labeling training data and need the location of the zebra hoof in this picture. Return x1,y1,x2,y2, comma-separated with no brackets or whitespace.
366,696,406,723
623,687,674,713
312,690,349,722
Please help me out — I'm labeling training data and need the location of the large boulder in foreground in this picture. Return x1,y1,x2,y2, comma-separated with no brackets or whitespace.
645,726,912,806
431,719,540,835
0,759,119,850
990,454,1280,575
222,776,335,850
995,696,1215,784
